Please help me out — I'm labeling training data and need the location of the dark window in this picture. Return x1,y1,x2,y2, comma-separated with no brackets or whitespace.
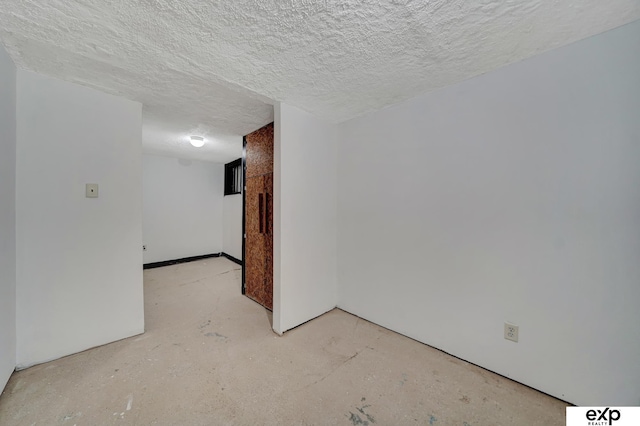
224,158,242,195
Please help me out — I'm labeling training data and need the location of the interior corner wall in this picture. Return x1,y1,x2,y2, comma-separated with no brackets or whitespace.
16,70,144,368
222,191,243,261
273,103,338,334
337,20,640,406
142,154,224,264
0,45,17,391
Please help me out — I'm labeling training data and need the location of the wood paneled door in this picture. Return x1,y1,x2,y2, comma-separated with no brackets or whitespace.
243,123,274,310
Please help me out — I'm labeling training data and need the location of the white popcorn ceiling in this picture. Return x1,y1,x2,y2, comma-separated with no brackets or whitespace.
1,1,638,162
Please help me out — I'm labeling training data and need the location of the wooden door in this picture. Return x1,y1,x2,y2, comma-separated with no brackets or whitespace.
244,123,273,309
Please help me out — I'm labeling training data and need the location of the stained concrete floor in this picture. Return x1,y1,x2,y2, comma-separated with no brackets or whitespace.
0,258,569,425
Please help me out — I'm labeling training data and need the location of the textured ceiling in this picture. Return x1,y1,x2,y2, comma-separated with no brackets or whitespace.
1,1,638,162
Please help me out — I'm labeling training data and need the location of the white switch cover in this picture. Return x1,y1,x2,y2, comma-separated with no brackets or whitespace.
86,183,99,198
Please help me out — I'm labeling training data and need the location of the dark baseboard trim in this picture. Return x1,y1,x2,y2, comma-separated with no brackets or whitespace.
143,253,221,270
221,252,243,266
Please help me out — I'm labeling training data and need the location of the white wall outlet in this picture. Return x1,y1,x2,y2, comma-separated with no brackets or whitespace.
504,323,519,342
85,183,99,198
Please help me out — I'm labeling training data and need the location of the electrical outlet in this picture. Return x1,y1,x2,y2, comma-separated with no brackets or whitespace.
504,323,519,342
143,245,147,251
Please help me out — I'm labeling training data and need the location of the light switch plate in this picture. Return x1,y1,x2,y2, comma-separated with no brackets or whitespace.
86,183,99,198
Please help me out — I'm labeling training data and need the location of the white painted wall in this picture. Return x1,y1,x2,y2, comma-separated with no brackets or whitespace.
273,103,338,334
337,21,640,406
142,154,224,264
16,71,144,368
0,45,17,391
222,192,243,261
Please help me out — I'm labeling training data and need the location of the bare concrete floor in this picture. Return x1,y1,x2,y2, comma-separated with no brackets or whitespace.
0,258,568,425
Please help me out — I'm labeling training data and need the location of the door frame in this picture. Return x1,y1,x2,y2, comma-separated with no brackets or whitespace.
241,135,247,295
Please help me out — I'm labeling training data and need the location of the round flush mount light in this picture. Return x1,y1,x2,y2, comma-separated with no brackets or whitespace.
190,136,205,147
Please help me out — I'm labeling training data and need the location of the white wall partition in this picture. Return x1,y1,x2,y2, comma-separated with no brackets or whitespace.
274,103,338,334
222,192,243,261
142,154,224,264
16,71,144,368
337,21,640,406
0,44,17,391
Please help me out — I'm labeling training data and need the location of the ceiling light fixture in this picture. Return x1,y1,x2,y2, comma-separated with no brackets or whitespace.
190,136,205,147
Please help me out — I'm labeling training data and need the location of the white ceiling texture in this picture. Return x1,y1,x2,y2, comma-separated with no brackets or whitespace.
1,1,638,162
